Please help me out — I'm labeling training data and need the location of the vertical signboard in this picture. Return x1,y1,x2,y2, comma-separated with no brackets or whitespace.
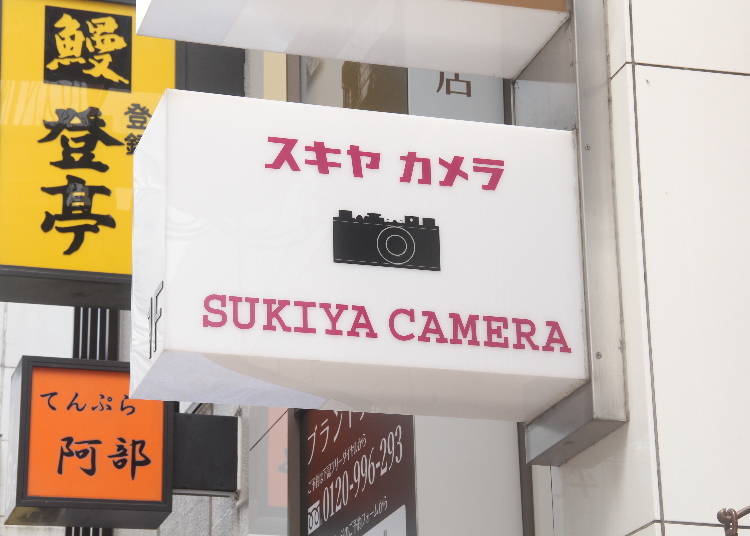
302,411,417,536
5,356,173,528
408,69,504,123
0,0,175,307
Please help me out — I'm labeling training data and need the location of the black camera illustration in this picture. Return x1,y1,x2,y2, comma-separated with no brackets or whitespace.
332,209,440,271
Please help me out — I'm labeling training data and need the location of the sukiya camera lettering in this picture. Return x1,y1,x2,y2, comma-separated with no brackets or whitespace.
202,294,572,353
264,137,505,191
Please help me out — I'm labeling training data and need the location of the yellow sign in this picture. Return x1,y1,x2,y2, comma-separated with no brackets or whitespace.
0,0,174,275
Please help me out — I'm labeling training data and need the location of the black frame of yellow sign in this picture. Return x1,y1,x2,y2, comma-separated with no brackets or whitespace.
0,0,245,309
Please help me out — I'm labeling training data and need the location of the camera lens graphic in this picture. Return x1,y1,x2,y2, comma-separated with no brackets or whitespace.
377,226,416,265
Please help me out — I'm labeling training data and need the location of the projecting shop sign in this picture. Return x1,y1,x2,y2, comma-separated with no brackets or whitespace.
0,0,174,307
5,357,172,529
302,411,416,536
131,90,586,420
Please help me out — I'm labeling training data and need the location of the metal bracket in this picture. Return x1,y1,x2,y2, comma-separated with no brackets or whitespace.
524,0,627,466
717,506,750,536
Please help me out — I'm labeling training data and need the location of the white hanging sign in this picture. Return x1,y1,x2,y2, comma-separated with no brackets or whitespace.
131,89,586,420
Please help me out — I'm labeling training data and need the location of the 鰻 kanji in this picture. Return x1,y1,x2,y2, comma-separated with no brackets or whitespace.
46,13,129,84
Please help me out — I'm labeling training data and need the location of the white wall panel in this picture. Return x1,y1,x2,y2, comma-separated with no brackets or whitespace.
664,524,725,536
541,66,661,536
635,65,750,525
631,0,750,73
633,524,663,536
414,417,522,536
606,0,632,76
532,466,554,536
4,303,73,367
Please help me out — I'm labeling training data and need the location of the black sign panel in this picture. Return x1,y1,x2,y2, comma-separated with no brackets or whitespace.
302,411,417,536
44,6,132,92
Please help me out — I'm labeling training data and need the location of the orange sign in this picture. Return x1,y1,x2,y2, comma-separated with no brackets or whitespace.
27,365,165,501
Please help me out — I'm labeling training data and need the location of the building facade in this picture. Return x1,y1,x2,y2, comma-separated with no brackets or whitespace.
1,1,749,535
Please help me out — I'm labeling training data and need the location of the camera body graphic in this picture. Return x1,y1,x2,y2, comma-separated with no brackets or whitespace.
332,209,441,271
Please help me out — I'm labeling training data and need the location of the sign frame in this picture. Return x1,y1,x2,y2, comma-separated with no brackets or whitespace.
6,356,175,529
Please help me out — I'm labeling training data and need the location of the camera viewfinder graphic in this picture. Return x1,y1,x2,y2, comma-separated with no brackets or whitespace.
332,209,441,271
